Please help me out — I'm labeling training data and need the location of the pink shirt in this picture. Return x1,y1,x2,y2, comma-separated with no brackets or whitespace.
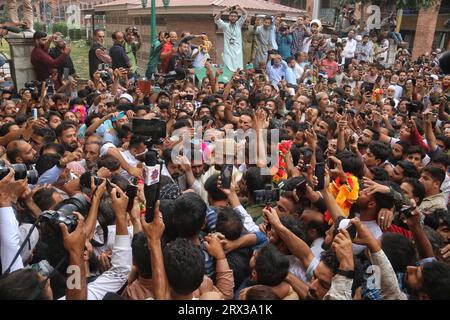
321,59,339,79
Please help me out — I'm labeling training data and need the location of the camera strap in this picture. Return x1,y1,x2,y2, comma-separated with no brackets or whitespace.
2,218,39,276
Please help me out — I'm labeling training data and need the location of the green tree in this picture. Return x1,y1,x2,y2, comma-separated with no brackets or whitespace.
53,21,68,37
340,0,440,9
34,21,46,33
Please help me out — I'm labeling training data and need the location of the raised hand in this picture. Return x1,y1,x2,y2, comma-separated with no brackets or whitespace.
204,234,226,260
59,212,87,256
140,201,165,242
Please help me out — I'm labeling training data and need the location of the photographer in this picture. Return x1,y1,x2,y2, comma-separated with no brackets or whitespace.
125,27,142,78
0,169,28,274
31,31,71,82
167,41,195,81
55,185,132,300
276,22,293,61
49,33,76,80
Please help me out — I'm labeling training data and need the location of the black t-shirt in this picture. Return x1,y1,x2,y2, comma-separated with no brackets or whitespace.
49,47,75,78
89,42,104,79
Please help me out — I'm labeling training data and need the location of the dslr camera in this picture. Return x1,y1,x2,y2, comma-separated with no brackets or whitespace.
98,63,111,81
40,193,90,234
0,160,38,184
79,171,104,190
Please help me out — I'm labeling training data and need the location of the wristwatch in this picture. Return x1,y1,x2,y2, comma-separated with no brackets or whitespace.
337,269,355,279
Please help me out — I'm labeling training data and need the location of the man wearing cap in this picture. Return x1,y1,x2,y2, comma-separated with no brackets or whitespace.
118,93,134,105
101,111,129,147
31,31,71,81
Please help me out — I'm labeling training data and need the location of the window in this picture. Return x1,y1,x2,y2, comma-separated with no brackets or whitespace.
280,0,307,10
321,0,333,9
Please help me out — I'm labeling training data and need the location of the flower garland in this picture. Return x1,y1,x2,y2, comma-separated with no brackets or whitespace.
272,140,292,184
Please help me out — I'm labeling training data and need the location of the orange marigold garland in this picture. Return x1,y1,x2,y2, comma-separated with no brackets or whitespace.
273,140,292,184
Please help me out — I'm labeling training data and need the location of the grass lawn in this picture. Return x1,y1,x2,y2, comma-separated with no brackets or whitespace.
0,39,91,80
70,40,90,80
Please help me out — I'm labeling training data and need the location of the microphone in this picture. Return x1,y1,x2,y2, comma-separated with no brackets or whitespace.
143,149,161,222
1,26,22,34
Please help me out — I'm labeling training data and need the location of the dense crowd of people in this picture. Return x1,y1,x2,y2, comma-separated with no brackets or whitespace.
0,5,450,301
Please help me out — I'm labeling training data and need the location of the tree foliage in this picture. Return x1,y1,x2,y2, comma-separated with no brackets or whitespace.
340,0,440,9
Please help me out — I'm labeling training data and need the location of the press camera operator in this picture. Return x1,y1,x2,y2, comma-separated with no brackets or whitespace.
167,40,195,81
49,33,76,80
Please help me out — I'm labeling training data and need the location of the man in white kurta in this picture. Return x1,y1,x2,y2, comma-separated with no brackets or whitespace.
215,5,248,72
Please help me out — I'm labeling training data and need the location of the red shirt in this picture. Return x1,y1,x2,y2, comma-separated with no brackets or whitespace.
387,224,413,239
31,47,67,81
160,42,174,74
321,58,339,79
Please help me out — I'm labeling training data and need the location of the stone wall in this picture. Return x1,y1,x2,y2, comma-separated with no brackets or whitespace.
7,31,36,90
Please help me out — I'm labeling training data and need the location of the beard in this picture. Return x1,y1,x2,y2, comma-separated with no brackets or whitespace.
63,141,78,152
357,141,368,149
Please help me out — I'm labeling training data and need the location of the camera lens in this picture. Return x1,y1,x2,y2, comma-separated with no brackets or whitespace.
54,193,90,220
10,164,28,180
0,166,10,180
26,167,39,185
80,172,103,189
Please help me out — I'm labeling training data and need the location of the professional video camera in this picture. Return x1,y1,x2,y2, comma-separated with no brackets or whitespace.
0,160,38,184
131,118,167,222
132,118,167,146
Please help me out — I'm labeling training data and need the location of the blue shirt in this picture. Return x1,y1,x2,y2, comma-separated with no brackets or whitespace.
205,206,218,233
285,66,297,86
266,60,287,87
276,32,293,60
103,130,120,146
